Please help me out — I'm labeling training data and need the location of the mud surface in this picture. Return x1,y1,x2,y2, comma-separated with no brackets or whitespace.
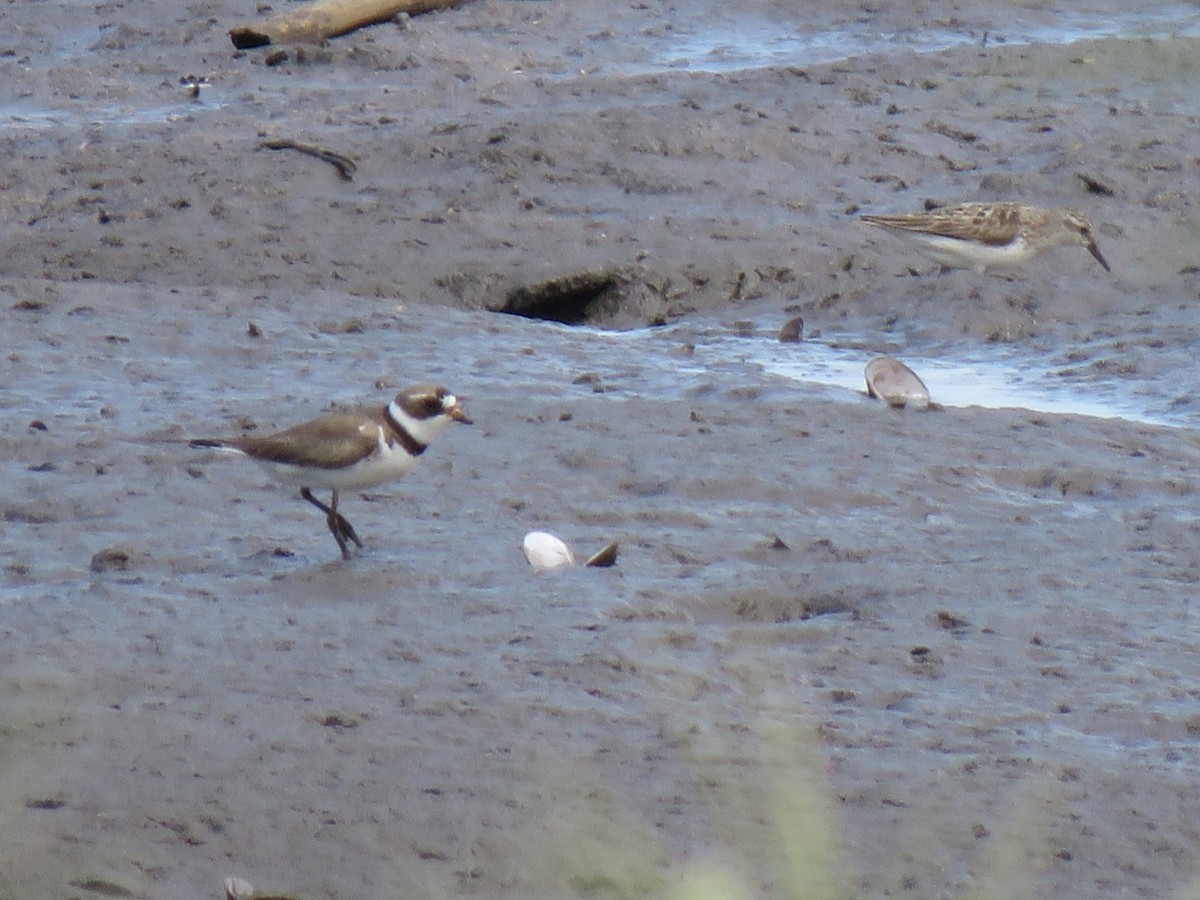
3,1,1200,898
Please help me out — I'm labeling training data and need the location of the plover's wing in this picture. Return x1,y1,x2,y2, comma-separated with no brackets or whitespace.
230,409,385,470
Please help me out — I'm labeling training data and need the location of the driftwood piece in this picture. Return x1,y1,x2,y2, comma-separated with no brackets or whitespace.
230,0,472,49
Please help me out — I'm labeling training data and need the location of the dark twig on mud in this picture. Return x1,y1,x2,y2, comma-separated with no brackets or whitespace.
258,139,358,181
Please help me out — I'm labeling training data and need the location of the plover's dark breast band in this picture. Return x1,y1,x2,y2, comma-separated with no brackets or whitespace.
385,406,428,458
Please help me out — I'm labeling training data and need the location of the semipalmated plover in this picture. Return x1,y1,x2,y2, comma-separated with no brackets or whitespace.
860,202,1110,274
190,384,471,560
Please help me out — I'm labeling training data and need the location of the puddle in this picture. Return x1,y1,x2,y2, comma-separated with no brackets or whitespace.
756,341,1173,425
0,99,225,131
457,305,1196,430
643,5,1200,74
2,274,1187,436
576,316,1185,429
6,3,1198,131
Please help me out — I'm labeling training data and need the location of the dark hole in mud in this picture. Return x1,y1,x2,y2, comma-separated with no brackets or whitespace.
497,270,620,325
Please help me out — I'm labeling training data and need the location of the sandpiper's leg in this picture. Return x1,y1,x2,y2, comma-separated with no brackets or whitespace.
301,488,362,559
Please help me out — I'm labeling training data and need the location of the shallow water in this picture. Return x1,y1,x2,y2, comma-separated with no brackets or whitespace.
564,316,1193,429
5,283,1181,473
645,4,1200,74
734,331,1186,428
6,1,1199,129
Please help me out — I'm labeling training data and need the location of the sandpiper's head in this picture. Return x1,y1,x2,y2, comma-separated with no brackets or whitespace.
1062,209,1111,272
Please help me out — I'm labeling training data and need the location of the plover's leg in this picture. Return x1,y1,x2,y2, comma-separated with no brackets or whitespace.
328,490,362,551
301,488,362,559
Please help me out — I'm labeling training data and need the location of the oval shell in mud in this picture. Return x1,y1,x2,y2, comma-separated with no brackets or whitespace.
522,531,575,570
864,357,930,409
584,540,619,568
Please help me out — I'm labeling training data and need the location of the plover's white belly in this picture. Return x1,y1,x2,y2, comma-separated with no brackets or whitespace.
254,445,420,491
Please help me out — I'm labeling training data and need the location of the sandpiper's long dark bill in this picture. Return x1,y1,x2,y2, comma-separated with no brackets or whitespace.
860,202,1111,274
189,384,471,560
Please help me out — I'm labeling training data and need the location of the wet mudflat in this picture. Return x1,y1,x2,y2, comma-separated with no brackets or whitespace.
3,1,1200,897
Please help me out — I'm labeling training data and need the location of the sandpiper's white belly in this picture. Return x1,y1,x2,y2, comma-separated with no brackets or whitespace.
907,233,1033,272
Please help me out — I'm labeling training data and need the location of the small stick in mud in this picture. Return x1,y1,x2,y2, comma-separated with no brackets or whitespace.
257,138,358,181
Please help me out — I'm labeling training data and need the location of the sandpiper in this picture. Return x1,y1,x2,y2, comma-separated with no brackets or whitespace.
860,202,1110,274
190,384,471,560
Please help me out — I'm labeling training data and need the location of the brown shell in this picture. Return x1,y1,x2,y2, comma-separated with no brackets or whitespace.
584,540,619,568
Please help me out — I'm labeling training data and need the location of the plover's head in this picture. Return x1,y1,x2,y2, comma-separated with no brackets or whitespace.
391,384,472,445
1061,209,1111,272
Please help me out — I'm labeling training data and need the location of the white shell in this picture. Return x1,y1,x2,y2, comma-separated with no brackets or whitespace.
522,531,575,570
864,357,930,409
225,876,255,900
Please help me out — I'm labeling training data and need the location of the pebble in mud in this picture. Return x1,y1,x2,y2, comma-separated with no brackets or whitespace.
778,315,804,343
907,645,945,678
89,547,131,573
